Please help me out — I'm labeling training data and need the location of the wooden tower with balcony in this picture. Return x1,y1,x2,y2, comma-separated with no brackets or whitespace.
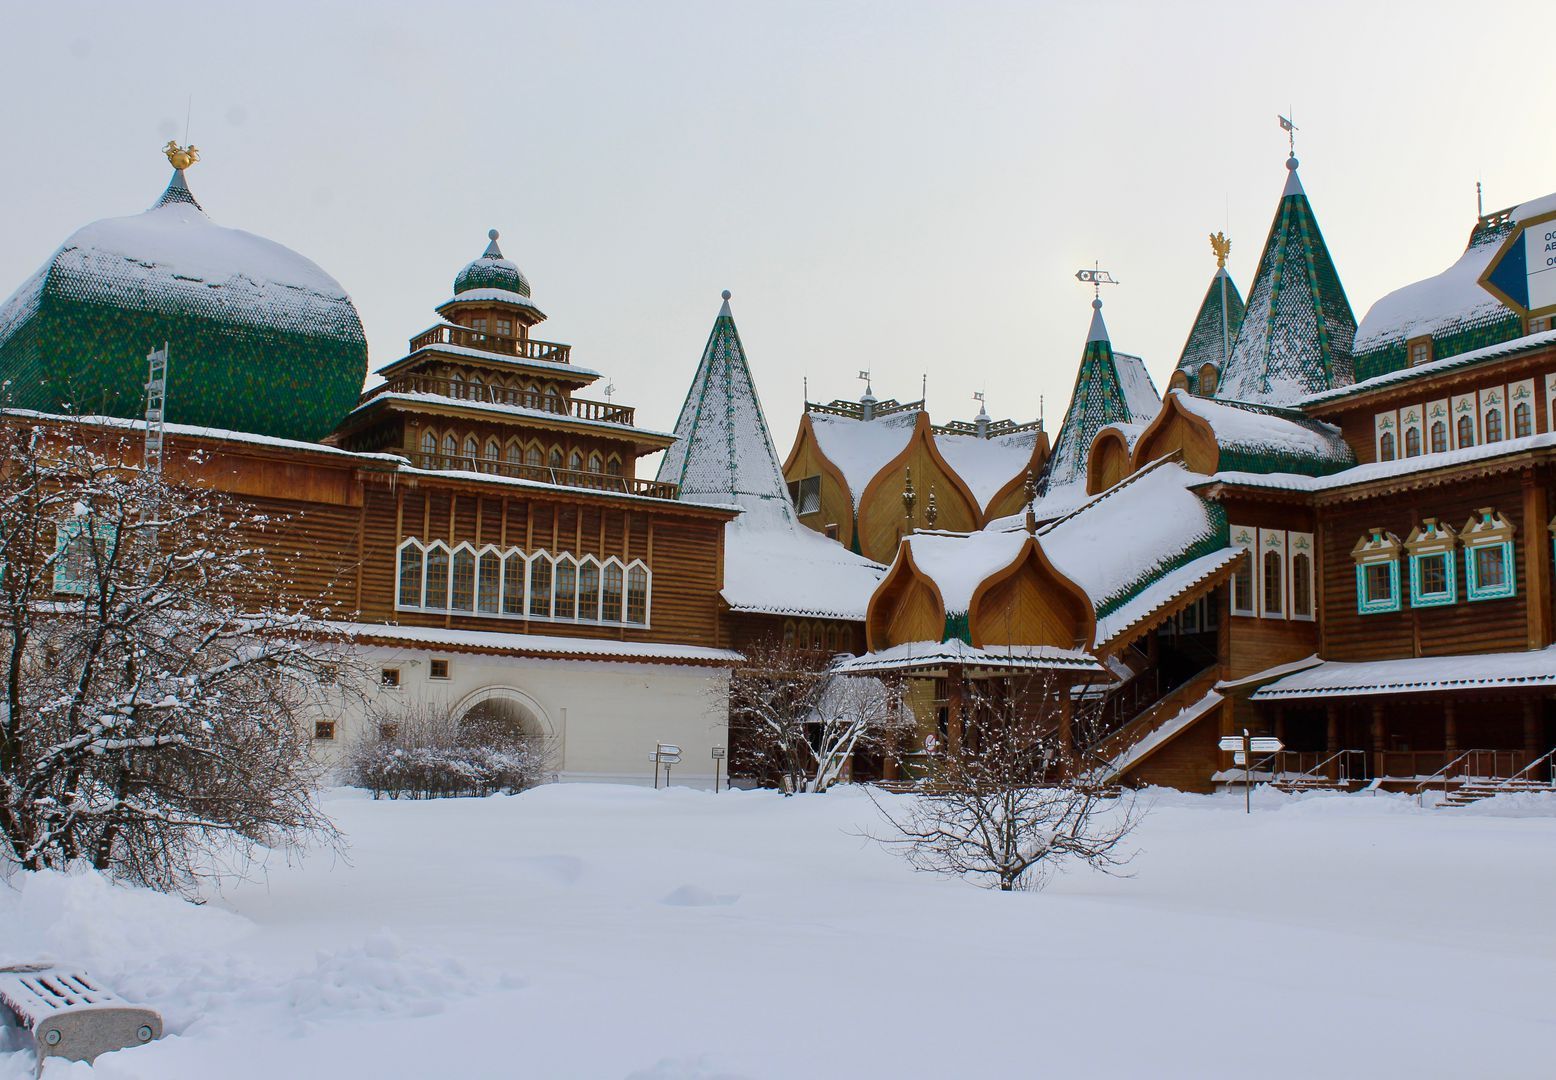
333,229,678,497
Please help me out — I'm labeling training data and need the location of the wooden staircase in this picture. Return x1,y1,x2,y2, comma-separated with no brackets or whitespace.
1417,748,1556,808
1092,664,1222,781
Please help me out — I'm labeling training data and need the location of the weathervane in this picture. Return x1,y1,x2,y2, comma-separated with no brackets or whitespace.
1209,231,1231,269
1278,113,1298,156
972,390,985,406
603,382,616,403
163,140,199,171
1074,264,1118,301
857,369,871,392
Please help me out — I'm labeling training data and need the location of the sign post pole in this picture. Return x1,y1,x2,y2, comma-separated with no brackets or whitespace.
711,746,726,793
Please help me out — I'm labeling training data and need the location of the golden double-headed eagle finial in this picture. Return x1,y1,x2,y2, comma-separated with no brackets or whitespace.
1209,231,1231,269
163,141,200,171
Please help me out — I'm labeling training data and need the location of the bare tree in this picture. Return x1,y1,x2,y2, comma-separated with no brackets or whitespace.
0,416,360,894
872,673,1144,891
345,698,552,800
723,638,912,793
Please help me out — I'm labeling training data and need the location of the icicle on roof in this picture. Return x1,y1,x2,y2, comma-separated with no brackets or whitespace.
1214,154,1356,406
1173,235,1246,392
656,291,795,528
1042,297,1155,498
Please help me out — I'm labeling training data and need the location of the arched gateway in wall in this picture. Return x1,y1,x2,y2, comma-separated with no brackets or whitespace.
451,685,554,741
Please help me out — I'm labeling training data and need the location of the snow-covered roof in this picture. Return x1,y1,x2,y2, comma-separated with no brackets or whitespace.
354,392,672,441
1037,459,1228,638
808,409,920,507
1092,548,1242,647
901,528,1027,617
1174,268,1246,388
391,340,603,380
932,429,1038,511
1301,329,1556,409
1169,391,1354,476
1250,646,1556,700
1352,228,1515,357
659,296,886,620
835,639,1103,675
1215,157,1356,406
1115,352,1163,421
438,288,542,314
329,621,742,665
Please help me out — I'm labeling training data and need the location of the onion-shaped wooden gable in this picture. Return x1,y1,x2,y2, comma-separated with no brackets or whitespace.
781,413,859,549
980,430,1051,522
1086,425,1137,495
1130,391,1221,475
857,413,981,562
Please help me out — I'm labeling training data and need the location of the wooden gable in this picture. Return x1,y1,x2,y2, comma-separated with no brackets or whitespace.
967,538,1094,649
981,429,1051,523
865,544,947,650
1131,393,1219,475
857,413,981,562
781,413,858,550
1086,427,1134,495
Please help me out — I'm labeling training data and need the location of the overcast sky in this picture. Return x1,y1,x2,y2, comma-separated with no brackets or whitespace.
3,1,1554,461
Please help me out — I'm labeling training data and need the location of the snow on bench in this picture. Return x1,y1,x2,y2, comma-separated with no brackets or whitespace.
0,964,161,1074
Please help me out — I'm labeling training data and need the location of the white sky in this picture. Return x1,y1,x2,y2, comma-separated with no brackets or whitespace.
3,0,1554,461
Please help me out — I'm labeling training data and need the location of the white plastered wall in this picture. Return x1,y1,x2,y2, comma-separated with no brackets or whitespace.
313,647,731,788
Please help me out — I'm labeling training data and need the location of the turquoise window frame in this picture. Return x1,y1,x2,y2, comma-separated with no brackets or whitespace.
1355,559,1401,614
1408,551,1456,607
1464,541,1516,602
53,517,118,596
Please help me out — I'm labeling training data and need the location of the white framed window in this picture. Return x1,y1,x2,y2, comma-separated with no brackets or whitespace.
1463,508,1516,602
424,543,451,610
1479,385,1507,445
1374,411,1399,462
1289,532,1315,620
1426,399,1449,454
1400,404,1424,458
1509,379,1535,439
396,539,425,608
1230,525,1256,616
1352,528,1402,614
53,517,117,596
1258,528,1286,618
1451,393,1478,448
502,552,527,616
477,547,502,613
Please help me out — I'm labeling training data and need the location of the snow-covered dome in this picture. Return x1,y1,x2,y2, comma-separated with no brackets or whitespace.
0,166,368,442
452,230,531,299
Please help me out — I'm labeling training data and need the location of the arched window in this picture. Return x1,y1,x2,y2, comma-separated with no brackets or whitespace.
606,456,623,477
477,550,501,613
544,387,561,414
553,558,577,619
783,619,796,647
626,565,649,624
469,376,484,402
450,547,476,611
502,553,526,616
588,452,603,473
505,441,522,465
443,433,458,459
397,542,423,608
424,545,450,610
1291,552,1313,618
549,447,564,469
450,374,465,400
1379,431,1396,461
577,560,600,620
1485,409,1503,443
1457,415,1475,448
528,556,553,618
525,444,544,467
1515,402,1533,438
568,450,584,472
602,563,624,622
1430,420,1447,454
1262,550,1283,616
464,435,480,462
1404,427,1421,458
421,430,437,458
485,438,500,461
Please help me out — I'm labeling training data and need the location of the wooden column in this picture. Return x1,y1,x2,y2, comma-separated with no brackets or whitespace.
1523,698,1542,760
1370,701,1387,777
945,666,965,756
1443,699,1458,757
1522,469,1552,649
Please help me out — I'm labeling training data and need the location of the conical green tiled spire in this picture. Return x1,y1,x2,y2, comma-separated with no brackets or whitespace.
1215,155,1356,405
656,291,795,527
1043,298,1137,494
1174,266,1245,393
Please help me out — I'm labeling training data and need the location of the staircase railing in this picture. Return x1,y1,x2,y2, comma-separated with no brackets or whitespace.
1414,749,1531,806
1089,663,1221,768
1272,749,1369,787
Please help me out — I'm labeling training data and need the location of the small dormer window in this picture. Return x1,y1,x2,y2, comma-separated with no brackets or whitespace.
1409,338,1432,366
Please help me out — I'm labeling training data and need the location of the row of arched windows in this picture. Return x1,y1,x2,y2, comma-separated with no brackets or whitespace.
781,619,852,654
442,370,565,416
396,539,650,625
416,429,623,477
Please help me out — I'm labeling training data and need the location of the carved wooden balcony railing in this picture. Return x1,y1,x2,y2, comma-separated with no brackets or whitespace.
383,375,635,426
410,324,572,366
409,452,679,500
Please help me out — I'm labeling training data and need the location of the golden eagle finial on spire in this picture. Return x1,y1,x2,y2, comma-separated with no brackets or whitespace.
1209,231,1231,270
163,141,200,171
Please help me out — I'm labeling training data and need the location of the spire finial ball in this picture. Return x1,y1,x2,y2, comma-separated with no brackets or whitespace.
488,228,499,241
1092,297,1103,311
721,289,731,301
1286,154,1299,172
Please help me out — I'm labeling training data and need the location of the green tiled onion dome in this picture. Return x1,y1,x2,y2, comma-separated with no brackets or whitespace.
0,168,368,442
453,229,531,298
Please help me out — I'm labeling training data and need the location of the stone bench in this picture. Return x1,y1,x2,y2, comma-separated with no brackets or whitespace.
0,964,162,1074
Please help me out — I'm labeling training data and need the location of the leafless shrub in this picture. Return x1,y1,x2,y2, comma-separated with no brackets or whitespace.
346,699,552,800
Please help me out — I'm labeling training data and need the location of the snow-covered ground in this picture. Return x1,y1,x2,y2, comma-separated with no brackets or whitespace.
3,785,1554,1078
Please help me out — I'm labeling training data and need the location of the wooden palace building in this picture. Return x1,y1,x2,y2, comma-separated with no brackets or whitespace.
2,142,1554,798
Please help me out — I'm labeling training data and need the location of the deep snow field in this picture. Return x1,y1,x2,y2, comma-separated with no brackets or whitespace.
3,784,1554,1079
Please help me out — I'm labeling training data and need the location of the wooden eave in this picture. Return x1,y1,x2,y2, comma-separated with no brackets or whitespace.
352,395,676,454
350,629,739,668
1311,445,1554,506
1304,339,1556,421
1194,480,1316,507
375,348,599,386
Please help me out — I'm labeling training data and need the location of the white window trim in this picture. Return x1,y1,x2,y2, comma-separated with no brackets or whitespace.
1258,528,1287,619
1230,525,1257,617
1289,532,1316,621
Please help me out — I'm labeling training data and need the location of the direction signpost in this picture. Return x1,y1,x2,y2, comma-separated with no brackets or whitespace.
1219,729,1284,813
650,743,682,789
